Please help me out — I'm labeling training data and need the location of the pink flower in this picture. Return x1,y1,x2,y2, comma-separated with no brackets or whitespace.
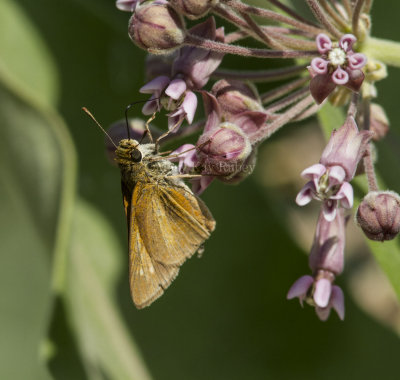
116,0,140,12
169,144,214,195
287,209,346,321
296,117,372,221
309,33,367,104
140,76,198,131
172,17,225,89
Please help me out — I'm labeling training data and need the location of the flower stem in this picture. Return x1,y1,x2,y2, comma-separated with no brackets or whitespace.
184,34,318,59
222,0,324,36
319,0,349,31
306,0,343,39
261,77,309,103
361,37,400,68
364,144,379,191
352,0,366,38
213,65,307,82
266,0,320,28
253,94,315,142
265,87,309,113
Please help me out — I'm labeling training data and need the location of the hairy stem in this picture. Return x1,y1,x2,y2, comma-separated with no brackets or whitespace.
306,0,343,39
254,95,315,142
352,0,365,38
261,77,309,103
265,87,309,113
364,144,379,191
223,0,324,36
347,92,359,118
319,0,349,30
184,34,318,59
213,65,307,82
342,0,354,18
266,0,320,27
240,11,285,49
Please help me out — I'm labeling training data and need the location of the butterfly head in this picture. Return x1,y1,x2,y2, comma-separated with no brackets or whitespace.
115,139,143,163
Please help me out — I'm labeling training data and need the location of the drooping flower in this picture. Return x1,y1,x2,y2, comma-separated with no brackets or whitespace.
139,17,225,131
287,209,346,321
309,33,367,104
296,116,372,221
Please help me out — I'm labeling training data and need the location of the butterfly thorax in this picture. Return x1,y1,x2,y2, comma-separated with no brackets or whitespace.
116,139,178,189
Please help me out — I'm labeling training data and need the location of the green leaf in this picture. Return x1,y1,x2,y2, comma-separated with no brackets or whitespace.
63,198,153,380
0,0,59,106
318,105,400,304
0,62,75,379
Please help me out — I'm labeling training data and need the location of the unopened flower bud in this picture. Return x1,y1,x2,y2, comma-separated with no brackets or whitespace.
128,1,185,54
212,79,263,117
196,122,252,177
169,0,218,19
218,148,257,185
370,103,389,141
356,191,400,241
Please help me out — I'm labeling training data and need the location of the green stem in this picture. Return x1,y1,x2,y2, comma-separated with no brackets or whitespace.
362,37,400,68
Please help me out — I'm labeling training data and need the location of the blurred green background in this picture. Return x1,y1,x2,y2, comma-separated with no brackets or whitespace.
2,0,400,379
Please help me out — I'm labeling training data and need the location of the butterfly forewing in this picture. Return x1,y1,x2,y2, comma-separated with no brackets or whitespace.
126,179,215,308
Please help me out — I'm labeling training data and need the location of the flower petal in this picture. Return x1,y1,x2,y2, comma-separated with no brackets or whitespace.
331,285,345,320
328,165,345,186
322,200,337,222
339,34,357,51
348,53,367,70
301,163,326,180
296,181,316,206
345,69,365,92
316,33,332,53
311,57,329,74
142,95,160,115
332,67,349,85
139,75,170,93
165,78,187,100
313,278,332,308
315,306,331,321
336,182,354,208
287,275,313,299
192,175,214,195
182,91,198,124
309,74,336,104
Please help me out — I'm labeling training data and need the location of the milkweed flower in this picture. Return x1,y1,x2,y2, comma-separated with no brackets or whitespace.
309,34,367,104
287,209,346,321
296,116,372,221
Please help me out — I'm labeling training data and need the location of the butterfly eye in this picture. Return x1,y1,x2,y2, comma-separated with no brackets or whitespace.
131,149,142,162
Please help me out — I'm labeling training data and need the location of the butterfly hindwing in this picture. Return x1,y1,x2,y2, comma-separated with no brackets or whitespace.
126,180,215,308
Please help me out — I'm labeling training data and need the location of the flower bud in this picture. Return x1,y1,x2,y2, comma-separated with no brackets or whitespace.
196,122,252,177
218,148,257,185
128,1,185,54
212,79,263,117
370,103,389,141
169,0,217,19
356,191,400,241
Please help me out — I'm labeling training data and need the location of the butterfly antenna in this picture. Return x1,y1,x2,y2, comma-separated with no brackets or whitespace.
82,107,117,149
125,98,160,142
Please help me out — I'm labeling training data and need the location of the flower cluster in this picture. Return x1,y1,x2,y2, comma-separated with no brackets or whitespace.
112,0,400,321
